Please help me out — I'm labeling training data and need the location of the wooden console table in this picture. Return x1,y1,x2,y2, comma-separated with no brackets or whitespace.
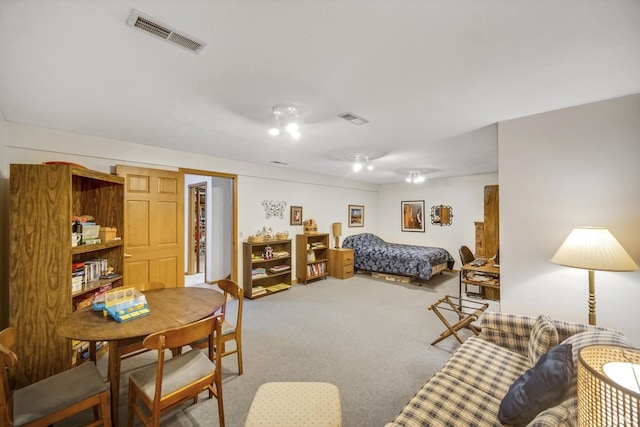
459,262,500,300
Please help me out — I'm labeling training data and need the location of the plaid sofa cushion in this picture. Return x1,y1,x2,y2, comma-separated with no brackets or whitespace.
528,314,559,365
387,371,503,427
440,337,530,400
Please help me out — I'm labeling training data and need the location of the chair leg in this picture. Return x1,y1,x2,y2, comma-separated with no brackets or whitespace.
100,390,113,427
236,339,243,375
216,375,225,427
127,385,136,427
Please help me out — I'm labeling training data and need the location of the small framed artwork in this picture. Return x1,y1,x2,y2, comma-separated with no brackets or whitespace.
290,206,303,225
401,200,425,232
348,205,365,227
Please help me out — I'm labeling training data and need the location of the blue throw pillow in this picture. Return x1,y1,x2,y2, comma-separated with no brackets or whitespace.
498,343,573,426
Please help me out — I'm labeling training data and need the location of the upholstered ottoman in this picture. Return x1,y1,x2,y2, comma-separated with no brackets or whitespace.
245,382,342,427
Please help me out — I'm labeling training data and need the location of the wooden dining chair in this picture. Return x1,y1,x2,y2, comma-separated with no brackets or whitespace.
0,327,111,427
120,282,167,361
191,279,244,375
127,314,225,427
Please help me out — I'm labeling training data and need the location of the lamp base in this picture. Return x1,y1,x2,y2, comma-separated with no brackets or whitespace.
334,236,340,249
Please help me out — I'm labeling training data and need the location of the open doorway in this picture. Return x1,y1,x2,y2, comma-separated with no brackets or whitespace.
182,169,237,287
188,183,207,277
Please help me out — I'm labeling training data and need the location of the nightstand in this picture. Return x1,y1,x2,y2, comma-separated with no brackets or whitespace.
328,248,354,279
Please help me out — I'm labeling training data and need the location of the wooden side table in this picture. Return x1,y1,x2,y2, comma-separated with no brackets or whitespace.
328,248,354,279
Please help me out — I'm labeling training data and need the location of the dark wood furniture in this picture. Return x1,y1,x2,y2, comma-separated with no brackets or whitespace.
9,163,124,387
56,287,224,426
296,233,329,284
459,262,500,300
242,239,292,298
328,248,354,279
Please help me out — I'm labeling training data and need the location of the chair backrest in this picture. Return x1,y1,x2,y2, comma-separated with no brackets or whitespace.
143,314,223,353
459,245,475,265
0,327,18,427
217,280,243,329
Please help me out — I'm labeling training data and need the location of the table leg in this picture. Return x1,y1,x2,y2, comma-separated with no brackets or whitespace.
108,340,121,427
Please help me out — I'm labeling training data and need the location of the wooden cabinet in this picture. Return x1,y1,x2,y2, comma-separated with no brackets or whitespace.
474,221,485,258
296,233,329,284
243,239,292,299
474,185,499,259
9,164,124,386
328,248,354,279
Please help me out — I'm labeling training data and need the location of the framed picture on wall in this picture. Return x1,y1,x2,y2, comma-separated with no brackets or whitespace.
401,200,425,232
290,206,303,225
348,205,364,227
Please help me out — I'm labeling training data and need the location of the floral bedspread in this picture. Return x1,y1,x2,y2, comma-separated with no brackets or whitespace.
342,233,455,281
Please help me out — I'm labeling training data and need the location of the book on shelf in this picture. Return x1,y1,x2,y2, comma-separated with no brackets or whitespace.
252,267,268,279
266,283,291,292
269,265,291,273
252,286,267,296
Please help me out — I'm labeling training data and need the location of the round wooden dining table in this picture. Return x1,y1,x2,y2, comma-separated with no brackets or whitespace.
57,287,225,426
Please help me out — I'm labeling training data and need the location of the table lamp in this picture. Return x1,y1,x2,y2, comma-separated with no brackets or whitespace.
551,227,638,325
332,222,342,248
578,345,640,426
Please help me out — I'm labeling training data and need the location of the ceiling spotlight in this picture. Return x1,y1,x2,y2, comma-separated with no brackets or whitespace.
406,171,425,183
353,156,374,172
268,104,301,140
353,157,363,172
366,157,374,171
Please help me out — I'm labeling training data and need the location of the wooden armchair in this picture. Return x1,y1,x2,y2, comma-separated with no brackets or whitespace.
127,314,225,427
0,327,111,427
191,279,244,375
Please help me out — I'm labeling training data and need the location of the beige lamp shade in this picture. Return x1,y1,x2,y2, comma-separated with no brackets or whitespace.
551,227,638,325
578,345,640,426
551,227,638,272
332,222,342,248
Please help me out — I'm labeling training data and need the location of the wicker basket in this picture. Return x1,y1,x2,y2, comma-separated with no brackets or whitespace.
275,232,289,240
247,235,263,243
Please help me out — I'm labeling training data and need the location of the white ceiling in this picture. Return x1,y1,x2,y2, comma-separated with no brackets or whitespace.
1,1,639,184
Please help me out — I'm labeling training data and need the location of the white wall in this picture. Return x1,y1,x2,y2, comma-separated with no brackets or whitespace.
239,175,379,281
3,121,379,286
499,93,640,345
378,174,499,269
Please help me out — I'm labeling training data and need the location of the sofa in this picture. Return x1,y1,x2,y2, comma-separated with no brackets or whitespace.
387,312,633,427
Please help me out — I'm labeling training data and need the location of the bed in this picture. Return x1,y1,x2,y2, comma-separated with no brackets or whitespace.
342,233,455,281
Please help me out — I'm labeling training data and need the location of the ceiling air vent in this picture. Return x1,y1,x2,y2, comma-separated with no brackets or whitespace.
126,9,206,54
338,112,369,125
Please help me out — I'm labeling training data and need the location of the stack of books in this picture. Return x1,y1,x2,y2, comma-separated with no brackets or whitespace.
252,286,267,297
252,268,267,279
72,261,85,293
272,250,290,258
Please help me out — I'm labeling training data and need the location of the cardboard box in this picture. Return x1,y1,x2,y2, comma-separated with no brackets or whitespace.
99,226,117,242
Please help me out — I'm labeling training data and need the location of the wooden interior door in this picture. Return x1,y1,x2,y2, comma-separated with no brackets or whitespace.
117,165,185,288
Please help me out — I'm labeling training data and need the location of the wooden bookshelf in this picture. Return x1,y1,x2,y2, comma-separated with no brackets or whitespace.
9,163,124,386
243,239,292,299
296,233,330,284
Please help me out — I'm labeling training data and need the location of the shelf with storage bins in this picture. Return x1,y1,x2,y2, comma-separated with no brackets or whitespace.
243,239,292,299
9,163,124,386
296,233,330,284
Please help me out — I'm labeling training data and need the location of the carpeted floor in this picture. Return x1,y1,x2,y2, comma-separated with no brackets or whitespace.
61,271,498,426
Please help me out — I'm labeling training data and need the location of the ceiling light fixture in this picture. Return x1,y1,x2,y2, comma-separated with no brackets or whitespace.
353,156,373,172
406,171,425,184
268,104,301,140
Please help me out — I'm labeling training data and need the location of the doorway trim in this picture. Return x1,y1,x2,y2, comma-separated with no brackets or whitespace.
187,182,207,276
180,168,238,283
